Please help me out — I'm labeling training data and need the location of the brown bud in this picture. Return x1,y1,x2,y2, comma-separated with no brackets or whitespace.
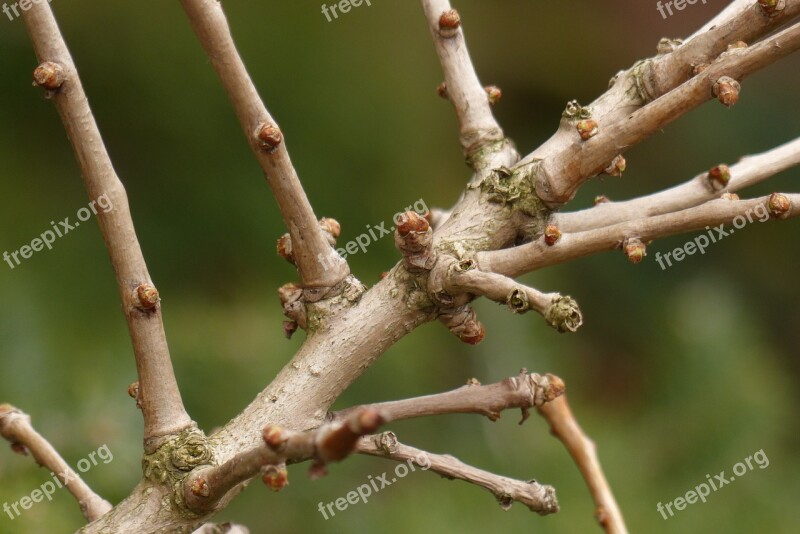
283,320,299,339
484,85,502,105
707,164,731,190
758,0,786,16
262,464,289,492
727,41,748,51
603,155,626,176
466,377,481,386
379,271,389,279
576,119,598,140
276,234,294,264
594,195,611,205
768,193,792,219
127,381,140,399
256,123,283,152
396,211,430,236
438,9,461,38
460,323,485,345
319,217,341,239
262,425,289,450
33,62,66,91
692,63,710,76
721,192,740,201
10,443,28,456
713,77,741,108
436,82,448,99
190,478,210,498
623,237,647,264
136,284,159,310
354,408,385,434
543,374,566,402
278,282,303,306
544,225,561,246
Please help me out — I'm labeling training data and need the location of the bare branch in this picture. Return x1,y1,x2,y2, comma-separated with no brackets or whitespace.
477,194,799,278
334,370,564,424
358,432,559,515
21,1,191,443
180,0,349,288
556,136,800,232
184,409,385,513
421,0,504,159
538,396,627,534
0,405,112,522
527,21,800,206
192,523,250,534
438,259,583,333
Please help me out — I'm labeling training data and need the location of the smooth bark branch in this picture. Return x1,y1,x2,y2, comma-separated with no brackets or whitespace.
652,0,800,97
556,136,800,232
538,396,627,534
530,22,800,206
21,2,191,443
180,0,349,288
334,371,565,423
421,0,504,157
357,432,559,515
478,194,800,278
440,265,583,333
0,405,112,522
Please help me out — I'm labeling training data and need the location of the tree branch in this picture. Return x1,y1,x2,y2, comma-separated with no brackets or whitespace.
421,0,504,159
538,396,627,534
438,259,583,333
184,409,385,513
179,0,349,288
358,432,559,515
556,136,800,232
0,405,112,522
333,370,565,424
527,21,800,206
477,194,799,278
21,1,191,444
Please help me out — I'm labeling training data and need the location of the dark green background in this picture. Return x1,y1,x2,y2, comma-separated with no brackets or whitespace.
1,1,798,532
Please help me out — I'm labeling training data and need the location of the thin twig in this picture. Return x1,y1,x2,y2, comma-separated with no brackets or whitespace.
478,194,800,278
538,396,627,534
0,405,112,522
180,0,349,288
333,370,564,424
529,21,800,206
556,136,800,232
21,1,191,444
358,432,558,514
421,0,504,158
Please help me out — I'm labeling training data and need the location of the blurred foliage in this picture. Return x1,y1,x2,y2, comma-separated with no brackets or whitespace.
1,0,799,533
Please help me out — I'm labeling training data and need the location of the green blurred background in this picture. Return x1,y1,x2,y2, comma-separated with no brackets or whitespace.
1,0,799,532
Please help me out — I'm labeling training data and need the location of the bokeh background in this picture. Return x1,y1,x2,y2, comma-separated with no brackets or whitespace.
1,1,799,532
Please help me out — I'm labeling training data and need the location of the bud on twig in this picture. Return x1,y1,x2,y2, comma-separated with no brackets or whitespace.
758,0,786,16
136,284,159,310
768,193,792,219
395,211,434,271
438,9,461,38
484,85,502,105
713,77,741,108
603,155,626,177
543,296,583,333
33,62,66,91
262,464,289,492
544,225,561,246
623,237,647,264
256,123,283,152
576,119,598,141
190,478,210,498
437,82,448,99
594,195,611,205
707,164,731,190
